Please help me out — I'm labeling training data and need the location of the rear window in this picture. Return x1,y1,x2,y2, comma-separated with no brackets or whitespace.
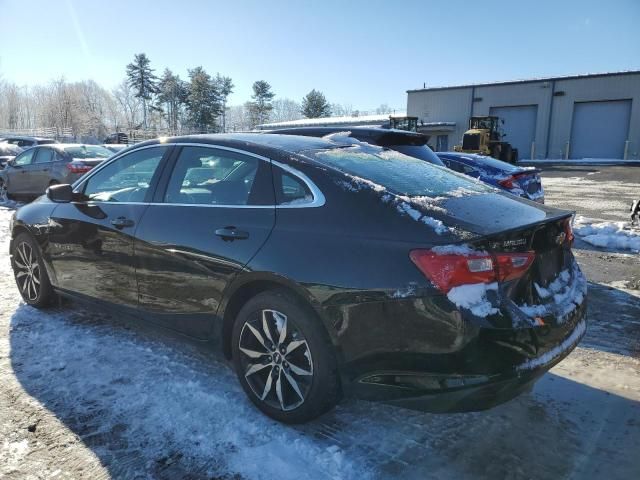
64,145,113,159
390,144,445,166
313,145,493,197
37,139,57,145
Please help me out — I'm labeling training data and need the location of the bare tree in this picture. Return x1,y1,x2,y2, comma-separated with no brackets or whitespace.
270,98,302,123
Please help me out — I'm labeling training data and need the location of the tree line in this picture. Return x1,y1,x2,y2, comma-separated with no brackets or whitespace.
0,52,392,140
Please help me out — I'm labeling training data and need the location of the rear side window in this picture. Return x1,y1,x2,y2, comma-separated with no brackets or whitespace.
163,146,272,206
314,146,492,197
274,169,313,205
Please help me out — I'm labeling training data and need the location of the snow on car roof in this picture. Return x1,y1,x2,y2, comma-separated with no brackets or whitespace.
255,113,404,129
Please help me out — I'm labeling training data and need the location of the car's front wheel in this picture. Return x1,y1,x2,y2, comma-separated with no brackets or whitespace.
231,289,341,423
11,232,56,308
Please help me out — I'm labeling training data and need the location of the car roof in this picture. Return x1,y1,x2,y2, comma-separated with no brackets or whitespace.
138,133,338,155
0,135,55,141
267,127,429,146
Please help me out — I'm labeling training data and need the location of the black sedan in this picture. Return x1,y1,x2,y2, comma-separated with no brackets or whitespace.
9,133,587,423
269,126,446,166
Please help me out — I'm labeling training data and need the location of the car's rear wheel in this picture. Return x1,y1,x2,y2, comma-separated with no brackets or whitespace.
11,233,56,308
231,289,340,423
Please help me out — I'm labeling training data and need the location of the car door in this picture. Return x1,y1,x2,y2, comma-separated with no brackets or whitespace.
134,145,276,338
47,145,172,306
31,147,56,194
6,148,37,194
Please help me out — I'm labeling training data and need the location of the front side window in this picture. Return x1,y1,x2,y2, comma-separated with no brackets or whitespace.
13,149,35,166
164,147,263,205
82,146,167,202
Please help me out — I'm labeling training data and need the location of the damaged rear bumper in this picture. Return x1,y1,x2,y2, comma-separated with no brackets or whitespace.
347,302,587,413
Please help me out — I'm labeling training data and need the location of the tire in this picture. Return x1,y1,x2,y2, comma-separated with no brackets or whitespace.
500,144,513,162
11,232,56,308
231,289,341,423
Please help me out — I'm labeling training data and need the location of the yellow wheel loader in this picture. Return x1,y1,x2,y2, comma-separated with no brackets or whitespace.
454,116,518,163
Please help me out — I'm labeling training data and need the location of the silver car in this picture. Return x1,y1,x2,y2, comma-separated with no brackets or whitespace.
0,144,112,200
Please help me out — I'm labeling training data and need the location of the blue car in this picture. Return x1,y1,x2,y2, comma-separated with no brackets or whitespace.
437,152,544,203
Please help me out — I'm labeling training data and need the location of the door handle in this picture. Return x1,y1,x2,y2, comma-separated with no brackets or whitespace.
111,217,135,229
215,226,249,241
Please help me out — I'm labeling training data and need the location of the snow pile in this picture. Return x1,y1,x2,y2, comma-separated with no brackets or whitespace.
518,265,588,323
447,282,499,317
516,320,587,371
573,216,640,252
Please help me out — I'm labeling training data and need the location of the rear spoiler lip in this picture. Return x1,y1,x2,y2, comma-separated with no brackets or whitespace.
512,168,542,176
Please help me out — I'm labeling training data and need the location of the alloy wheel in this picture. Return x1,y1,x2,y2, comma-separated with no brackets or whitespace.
238,309,314,411
13,241,41,302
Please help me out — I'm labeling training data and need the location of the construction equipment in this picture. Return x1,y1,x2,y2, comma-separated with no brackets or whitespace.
389,115,418,132
454,116,518,163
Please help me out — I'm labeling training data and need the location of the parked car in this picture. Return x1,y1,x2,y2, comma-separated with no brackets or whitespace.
437,152,545,203
269,126,446,166
9,134,586,423
0,135,58,148
0,144,112,200
103,132,129,144
0,142,23,169
102,144,127,154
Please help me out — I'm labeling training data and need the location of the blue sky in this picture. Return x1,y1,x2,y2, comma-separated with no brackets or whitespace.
0,0,638,110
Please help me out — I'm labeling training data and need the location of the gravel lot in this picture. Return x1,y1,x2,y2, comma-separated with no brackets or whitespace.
1,166,639,479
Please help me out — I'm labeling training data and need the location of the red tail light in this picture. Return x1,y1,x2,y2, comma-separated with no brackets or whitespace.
409,250,535,293
66,162,92,174
564,218,575,247
498,176,516,189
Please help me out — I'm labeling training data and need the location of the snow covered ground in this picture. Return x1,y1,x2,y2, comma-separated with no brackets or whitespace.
1,172,640,479
574,215,640,252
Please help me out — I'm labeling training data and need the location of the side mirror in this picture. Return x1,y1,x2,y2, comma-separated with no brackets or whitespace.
47,183,73,203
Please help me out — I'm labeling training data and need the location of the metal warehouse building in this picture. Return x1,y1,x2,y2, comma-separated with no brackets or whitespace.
406,71,640,160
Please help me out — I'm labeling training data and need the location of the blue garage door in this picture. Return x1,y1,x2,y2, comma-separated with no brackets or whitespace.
570,100,631,159
489,105,538,159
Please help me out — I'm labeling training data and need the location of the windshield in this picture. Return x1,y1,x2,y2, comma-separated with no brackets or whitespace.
313,145,493,197
64,145,113,159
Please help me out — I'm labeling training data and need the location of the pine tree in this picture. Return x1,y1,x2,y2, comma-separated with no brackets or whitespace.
216,74,234,132
186,66,221,132
126,53,159,129
157,69,187,133
247,80,275,127
301,89,331,118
